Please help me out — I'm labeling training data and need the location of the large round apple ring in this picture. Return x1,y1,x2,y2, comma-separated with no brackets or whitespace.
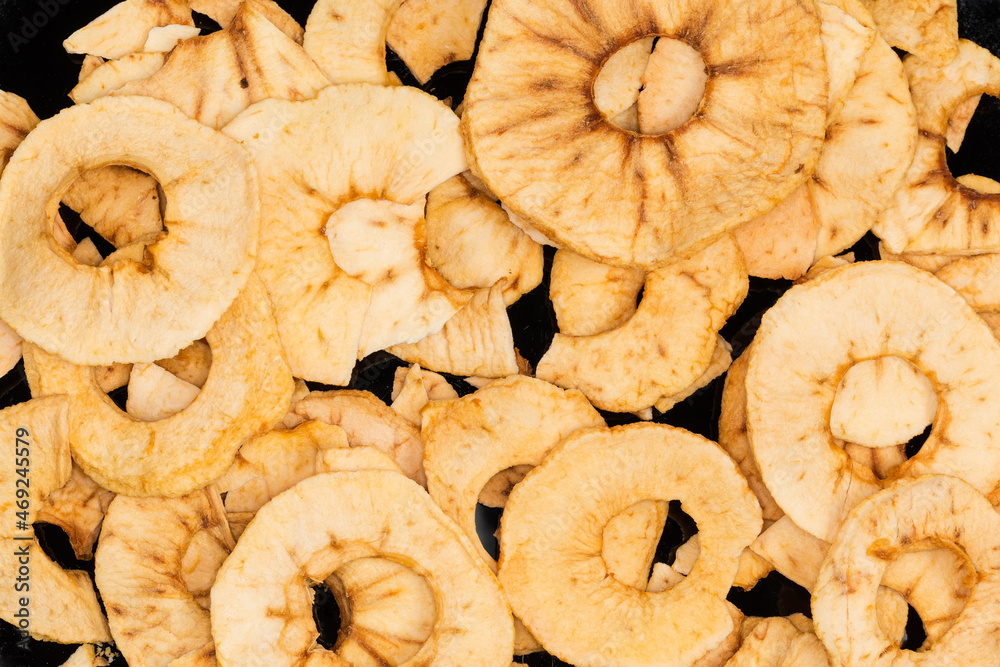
813,475,1000,665
211,471,514,666
462,0,827,268
746,261,1000,542
0,95,258,365
498,423,761,665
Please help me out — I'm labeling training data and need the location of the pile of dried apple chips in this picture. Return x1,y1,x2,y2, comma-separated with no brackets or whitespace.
2,0,1000,664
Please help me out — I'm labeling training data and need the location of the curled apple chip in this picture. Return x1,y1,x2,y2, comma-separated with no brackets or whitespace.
303,0,408,85
875,40,1000,254
813,475,1000,664
288,390,426,486
223,84,465,385
142,24,201,52
388,281,518,378
212,471,514,665
425,175,544,306
550,249,645,337
386,0,488,83
114,0,330,130
95,487,233,666
746,261,1000,542
537,235,747,412
653,335,731,414
0,95,257,365
327,197,472,356
63,0,193,59
69,53,167,104
78,55,105,82
498,423,761,665
860,0,958,66
23,277,294,497
462,0,826,268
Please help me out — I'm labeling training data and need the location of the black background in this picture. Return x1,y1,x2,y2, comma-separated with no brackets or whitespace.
1,0,999,665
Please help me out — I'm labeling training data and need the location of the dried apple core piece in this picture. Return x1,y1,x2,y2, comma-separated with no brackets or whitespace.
829,355,938,448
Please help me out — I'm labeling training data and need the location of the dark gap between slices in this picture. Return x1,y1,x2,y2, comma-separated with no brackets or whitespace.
311,581,343,650
900,602,928,651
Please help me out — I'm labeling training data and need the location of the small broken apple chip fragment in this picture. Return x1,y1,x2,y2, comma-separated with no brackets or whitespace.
498,423,761,665
95,487,233,667
35,464,114,561
188,0,303,42
326,197,471,356
212,471,514,666
0,95,258,366
63,0,193,60
390,363,458,426
0,90,39,174
223,83,465,385
746,261,1000,542
0,397,111,644
70,52,168,104
813,475,1000,665
462,0,827,268
286,390,426,486
60,165,163,249
727,614,829,666
388,280,519,378
23,276,294,497
386,0,488,83
425,174,544,306
537,235,747,413
875,40,1000,254
124,362,201,422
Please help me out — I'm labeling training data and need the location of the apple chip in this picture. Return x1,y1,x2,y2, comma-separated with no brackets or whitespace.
95,487,233,666
813,475,1000,664
70,53,167,105
537,235,748,412
327,197,472,356
212,471,514,665
736,26,916,278
142,24,201,52
390,363,458,426
327,557,437,665
550,249,645,337
947,93,980,152
23,277,294,497
874,40,1000,254
78,55,105,82
728,615,829,666
934,252,1000,310
388,281,518,378
59,166,163,254
669,534,772,591
125,362,200,422
223,84,465,385
593,37,654,121
386,0,488,83
288,390,426,486
155,339,211,388
63,0,193,59
188,0,303,42
654,335,731,413
303,0,408,85
462,0,826,268
35,464,114,561
498,423,761,665
0,397,110,644
113,0,330,130
425,175,544,306
636,37,710,135
860,0,958,66
746,261,1000,541
0,95,258,365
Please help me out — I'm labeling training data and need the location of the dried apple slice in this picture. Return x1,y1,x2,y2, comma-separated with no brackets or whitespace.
60,165,163,248
462,0,827,268
70,53,167,104
23,277,293,496
860,0,958,66
746,261,1000,541
593,37,654,121
390,363,458,426
874,40,1000,254
813,475,1000,664
95,487,233,666
537,235,747,412
35,464,114,561
0,90,39,174
188,0,302,42
0,95,257,365
728,615,829,666
125,362,200,422
498,423,761,665
63,0,193,59
212,471,514,665
224,84,465,385
425,175,544,306
385,0,487,83
549,249,645,337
